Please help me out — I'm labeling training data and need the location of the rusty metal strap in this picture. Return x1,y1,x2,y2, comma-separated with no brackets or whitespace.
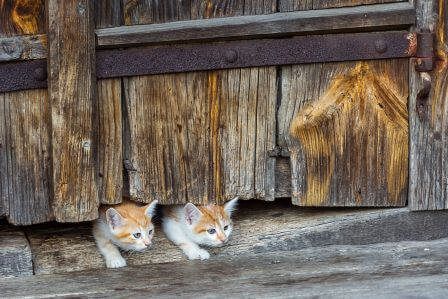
0,31,415,93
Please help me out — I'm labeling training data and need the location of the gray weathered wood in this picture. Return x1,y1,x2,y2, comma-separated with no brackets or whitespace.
47,0,99,221
280,0,403,11
0,225,33,279
24,201,448,275
0,89,52,224
280,60,409,207
96,2,415,48
4,238,448,298
122,1,277,205
409,0,448,210
0,34,46,62
97,79,122,204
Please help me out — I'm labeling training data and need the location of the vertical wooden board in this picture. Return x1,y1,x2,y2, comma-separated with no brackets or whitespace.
0,0,51,224
279,0,403,11
123,67,276,204
281,60,408,207
0,90,52,224
97,79,122,204
95,1,123,204
122,0,277,204
0,0,46,36
47,0,99,221
94,0,122,28
409,0,448,210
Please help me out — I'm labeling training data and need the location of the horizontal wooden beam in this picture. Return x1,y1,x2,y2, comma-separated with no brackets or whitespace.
96,2,415,48
0,34,47,62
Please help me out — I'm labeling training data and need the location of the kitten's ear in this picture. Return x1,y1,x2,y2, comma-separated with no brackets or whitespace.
224,197,239,216
184,203,202,225
106,208,123,230
144,200,158,218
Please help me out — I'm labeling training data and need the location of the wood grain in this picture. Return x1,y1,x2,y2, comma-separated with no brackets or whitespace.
5,239,448,298
0,0,51,224
0,225,33,278
97,2,415,48
23,201,448,275
97,79,122,204
409,0,448,210
0,0,45,37
122,1,276,205
281,60,408,207
47,0,99,221
0,34,46,62
280,0,403,11
0,90,52,224
123,68,276,204
94,0,121,28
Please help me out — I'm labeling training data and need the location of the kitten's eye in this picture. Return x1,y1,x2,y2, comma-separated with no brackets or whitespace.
224,225,229,231
207,228,216,234
148,229,153,235
133,232,141,239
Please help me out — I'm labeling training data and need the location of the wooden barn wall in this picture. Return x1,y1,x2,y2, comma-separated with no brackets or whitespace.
0,0,409,224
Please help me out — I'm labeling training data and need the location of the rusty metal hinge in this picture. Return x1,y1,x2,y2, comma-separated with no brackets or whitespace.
415,30,436,72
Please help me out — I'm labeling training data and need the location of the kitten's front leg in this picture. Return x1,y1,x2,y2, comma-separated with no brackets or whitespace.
163,219,210,260
95,235,126,268
179,241,210,260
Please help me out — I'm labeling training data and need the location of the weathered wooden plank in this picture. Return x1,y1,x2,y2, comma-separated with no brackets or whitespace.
5,238,448,298
123,68,276,204
0,0,46,37
97,79,122,204
0,0,51,224
94,0,123,205
24,200,448,275
0,90,52,224
0,34,46,62
280,0,403,11
47,0,99,221
409,0,448,210
280,60,408,206
94,0,122,28
97,2,415,48
122,1,277,204
0,225,33,278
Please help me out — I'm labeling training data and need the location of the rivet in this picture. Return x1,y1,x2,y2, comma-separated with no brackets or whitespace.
33,67,47,81
225,50,238,63
374,40,387,54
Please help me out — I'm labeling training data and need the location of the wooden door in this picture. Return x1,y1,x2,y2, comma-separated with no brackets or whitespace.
0,0,444,224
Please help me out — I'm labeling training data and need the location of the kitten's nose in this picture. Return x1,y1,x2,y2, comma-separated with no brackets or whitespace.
144,239,151,246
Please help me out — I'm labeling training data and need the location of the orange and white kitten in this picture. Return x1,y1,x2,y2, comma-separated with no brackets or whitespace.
162,197,238,260
93,199,158,268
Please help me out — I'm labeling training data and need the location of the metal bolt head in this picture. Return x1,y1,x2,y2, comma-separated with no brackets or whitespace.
374,40,388,54
33,67,47,81
225,50,238,63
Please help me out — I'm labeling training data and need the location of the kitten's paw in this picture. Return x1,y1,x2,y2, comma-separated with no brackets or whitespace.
106,256,127,268
186,248,210,260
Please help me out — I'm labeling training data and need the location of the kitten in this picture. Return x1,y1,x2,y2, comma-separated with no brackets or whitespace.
93,198,158,268
162,197,238,260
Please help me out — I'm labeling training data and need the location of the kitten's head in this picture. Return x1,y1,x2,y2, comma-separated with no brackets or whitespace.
183,197,238,247
106,200,158,252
